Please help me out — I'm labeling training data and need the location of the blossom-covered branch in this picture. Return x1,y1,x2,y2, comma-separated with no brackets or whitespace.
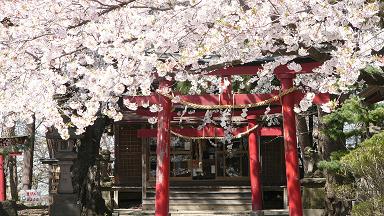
0,0,383,138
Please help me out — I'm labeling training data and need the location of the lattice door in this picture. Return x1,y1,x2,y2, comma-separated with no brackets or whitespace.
115,124,142,186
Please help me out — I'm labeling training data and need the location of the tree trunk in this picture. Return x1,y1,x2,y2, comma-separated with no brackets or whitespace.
72,117,110,216
323,171,352,216
1,127,18,201
296,114,312,175
8,157,18,201
22,115,35,190
317,106,350,215
317,107,346,160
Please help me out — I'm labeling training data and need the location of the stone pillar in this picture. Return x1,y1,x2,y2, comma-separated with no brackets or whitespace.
51,139,80,216
57,161,74,194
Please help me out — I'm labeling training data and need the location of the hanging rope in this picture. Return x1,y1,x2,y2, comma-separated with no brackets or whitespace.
170,124,259,140
156,87,297,110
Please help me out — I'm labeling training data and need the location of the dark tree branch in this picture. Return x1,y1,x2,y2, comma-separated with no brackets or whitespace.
68,0,136,30
238,0,250,11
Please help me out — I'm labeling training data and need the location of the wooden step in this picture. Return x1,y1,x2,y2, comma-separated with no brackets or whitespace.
113,209,291,216
145,186,284,193
143,199,252,205
143,201,253,211
146,190,252,194
146,192,251,199
146,186,252,192
113,209,324,216
143,186,255,212
146,196,251,200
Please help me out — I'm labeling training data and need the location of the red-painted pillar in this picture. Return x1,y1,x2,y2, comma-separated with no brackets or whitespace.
248,118,263,215
0,155,5,201
278,74,303,216
155,81,172,216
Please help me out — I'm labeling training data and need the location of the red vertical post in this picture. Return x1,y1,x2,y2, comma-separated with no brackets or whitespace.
155,81,172,216
247,117,263,215
0,154,5,201
278,73,303,216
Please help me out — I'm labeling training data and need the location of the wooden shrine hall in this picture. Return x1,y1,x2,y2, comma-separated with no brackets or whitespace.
112,60,329,216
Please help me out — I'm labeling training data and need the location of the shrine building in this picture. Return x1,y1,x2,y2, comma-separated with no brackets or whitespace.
111,59,329,216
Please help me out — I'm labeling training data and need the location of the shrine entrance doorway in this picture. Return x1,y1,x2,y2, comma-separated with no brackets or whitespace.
147,137,282,185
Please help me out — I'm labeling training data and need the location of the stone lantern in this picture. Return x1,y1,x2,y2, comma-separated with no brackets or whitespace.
45,129,82,216
56,139,77,194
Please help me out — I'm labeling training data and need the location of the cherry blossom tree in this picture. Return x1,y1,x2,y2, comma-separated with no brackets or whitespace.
0,0,383,138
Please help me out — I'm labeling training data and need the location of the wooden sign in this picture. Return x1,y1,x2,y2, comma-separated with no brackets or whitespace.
19,189,41,202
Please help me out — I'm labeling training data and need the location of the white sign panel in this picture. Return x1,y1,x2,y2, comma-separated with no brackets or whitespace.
19,189,42,204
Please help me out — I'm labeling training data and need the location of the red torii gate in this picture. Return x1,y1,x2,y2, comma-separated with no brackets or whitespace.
0,136,27,201
127,62,329,216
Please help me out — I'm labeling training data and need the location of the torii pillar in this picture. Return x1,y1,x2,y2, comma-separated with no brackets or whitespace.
0,136,26,201
278,73,303,216
0,155,4,201
247,116,263,216
155,81,172,216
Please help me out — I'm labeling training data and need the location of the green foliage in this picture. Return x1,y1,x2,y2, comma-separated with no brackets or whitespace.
362,65,383,76
317,160,341,172
330,150,349,161
319,94,384,215
318,150,349,173
322,97,369,141
368,105,384,126
341,131,384,177
334,183,356,200
322,96,384,142
351,196,384,216
338,132,384,215
175,81,192,94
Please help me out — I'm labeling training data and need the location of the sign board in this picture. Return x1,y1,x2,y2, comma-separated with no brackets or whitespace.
19,189,45,205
